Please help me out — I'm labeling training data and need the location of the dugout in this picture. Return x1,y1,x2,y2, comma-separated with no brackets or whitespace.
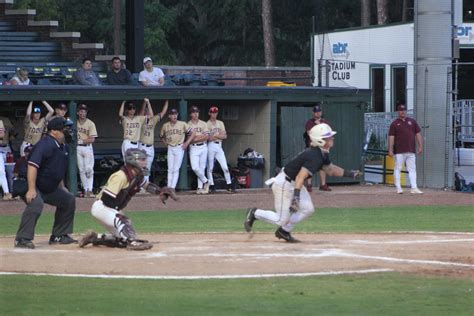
0,85,370,192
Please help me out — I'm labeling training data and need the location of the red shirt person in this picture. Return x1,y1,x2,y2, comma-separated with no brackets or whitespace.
388,104,424,194
304,103,331,191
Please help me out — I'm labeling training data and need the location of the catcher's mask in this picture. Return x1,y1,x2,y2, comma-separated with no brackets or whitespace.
308,123,337,149
124,148,149,176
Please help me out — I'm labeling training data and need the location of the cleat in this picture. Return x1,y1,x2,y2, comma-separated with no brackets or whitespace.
410,188,423,194
396,188,403,194
79,231,98,248
244,208,257,232
202,182,210,194
226,184,236,194
319,184,332,192
209,185,216,194
275,227,300,243
49,234,78,245
14,238,35,249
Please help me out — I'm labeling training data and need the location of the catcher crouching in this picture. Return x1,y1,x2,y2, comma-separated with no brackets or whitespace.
79,148,177,251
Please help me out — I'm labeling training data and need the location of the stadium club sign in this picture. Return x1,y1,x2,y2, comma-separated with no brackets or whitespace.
330,42,355,80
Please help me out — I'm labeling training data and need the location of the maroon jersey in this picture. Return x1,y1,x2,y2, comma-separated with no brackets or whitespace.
304,118,330,147
388,117,421,154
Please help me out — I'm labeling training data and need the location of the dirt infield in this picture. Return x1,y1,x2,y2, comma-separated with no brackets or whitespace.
1,185,473,280
0,184,472,215
1,232,473,280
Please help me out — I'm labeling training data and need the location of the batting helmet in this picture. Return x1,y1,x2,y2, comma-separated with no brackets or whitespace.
124,148,149,176
308,123,337,148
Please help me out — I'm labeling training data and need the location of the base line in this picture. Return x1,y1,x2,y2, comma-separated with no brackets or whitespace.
0,269,393,280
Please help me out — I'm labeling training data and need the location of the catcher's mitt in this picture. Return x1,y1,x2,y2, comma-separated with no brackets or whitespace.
159,186,178,204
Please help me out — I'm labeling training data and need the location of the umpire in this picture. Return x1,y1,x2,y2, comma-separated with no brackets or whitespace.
15,117,77,249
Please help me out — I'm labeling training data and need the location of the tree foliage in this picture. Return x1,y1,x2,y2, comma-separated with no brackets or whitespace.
12,0,419,67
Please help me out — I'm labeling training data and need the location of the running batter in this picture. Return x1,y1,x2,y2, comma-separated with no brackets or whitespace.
188,106,210,194
119,100,146,158
138,98,168,182
160,109,195,190
207,106,235,193
21,101,54,156
244,124,361,242
76,104,98,198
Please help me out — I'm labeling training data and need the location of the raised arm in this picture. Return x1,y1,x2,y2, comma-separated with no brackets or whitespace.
25,101,33,122
42,100,54,120
145,98,153,116
159,100,168,119
119,100,126,119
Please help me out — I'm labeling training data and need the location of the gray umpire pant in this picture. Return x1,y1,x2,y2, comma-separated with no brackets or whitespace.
16,187,76,240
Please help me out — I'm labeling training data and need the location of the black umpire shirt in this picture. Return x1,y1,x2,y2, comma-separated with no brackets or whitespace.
28,134,69,193
106,69,132,85
284,147,331,181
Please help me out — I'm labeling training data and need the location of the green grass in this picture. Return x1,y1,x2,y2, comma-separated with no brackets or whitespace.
1,273,473,316
0,205,473,236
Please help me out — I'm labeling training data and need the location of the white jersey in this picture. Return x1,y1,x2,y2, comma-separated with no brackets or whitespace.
139,68,164,86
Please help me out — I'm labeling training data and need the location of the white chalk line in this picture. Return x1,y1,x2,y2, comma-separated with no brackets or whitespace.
348,238,474,245
142,250,474,268
0,269,394,280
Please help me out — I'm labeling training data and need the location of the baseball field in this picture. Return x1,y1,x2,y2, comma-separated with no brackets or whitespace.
0,185,473,315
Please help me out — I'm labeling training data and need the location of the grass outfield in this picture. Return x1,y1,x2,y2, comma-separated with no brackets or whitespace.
1,273,473,316
1,206,473,315
0,205,473,235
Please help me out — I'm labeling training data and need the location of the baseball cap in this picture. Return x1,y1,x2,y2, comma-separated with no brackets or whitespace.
169,108,178,115
33,107,41,113
55,102,67,110
143,57,152,64
47,117,73,131
313,103,322,112
397,104,407,111
78,104,88,111
209,106,219,113
127,102,136,110
189,106,200,113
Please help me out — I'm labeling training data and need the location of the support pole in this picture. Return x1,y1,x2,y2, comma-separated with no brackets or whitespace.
177,99,188,191
67,101,77,195
125,0,144,73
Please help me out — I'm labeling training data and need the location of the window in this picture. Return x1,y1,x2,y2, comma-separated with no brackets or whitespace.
370,66,385,112
391,65,407,111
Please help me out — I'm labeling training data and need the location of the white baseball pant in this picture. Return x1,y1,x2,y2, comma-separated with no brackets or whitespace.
139,143,155,182
167,145,185,189
254,171,314,232
394,153,418,189
189,143,208,189
91,200,130,240
207,141,231,185
0,152,9,194
121,139,139,158
0,146,11,194
77,145,95,192
20,141,32,157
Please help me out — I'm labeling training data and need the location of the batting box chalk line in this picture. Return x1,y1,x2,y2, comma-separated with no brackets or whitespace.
0,269,394,280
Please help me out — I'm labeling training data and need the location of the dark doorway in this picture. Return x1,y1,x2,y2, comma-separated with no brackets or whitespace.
392,66,407,110
371,66,385,112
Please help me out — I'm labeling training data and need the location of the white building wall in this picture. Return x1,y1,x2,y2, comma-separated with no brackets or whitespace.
314,23,474,112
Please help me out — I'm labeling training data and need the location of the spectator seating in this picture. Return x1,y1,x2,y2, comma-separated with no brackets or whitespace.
0,21,62,63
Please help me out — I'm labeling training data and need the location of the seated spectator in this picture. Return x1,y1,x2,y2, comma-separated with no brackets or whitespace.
10,68,30,86
139,57,164,86
73,58,101,86
107,56,132,85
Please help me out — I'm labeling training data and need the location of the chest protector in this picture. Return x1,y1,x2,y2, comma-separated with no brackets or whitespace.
101,166,144,210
